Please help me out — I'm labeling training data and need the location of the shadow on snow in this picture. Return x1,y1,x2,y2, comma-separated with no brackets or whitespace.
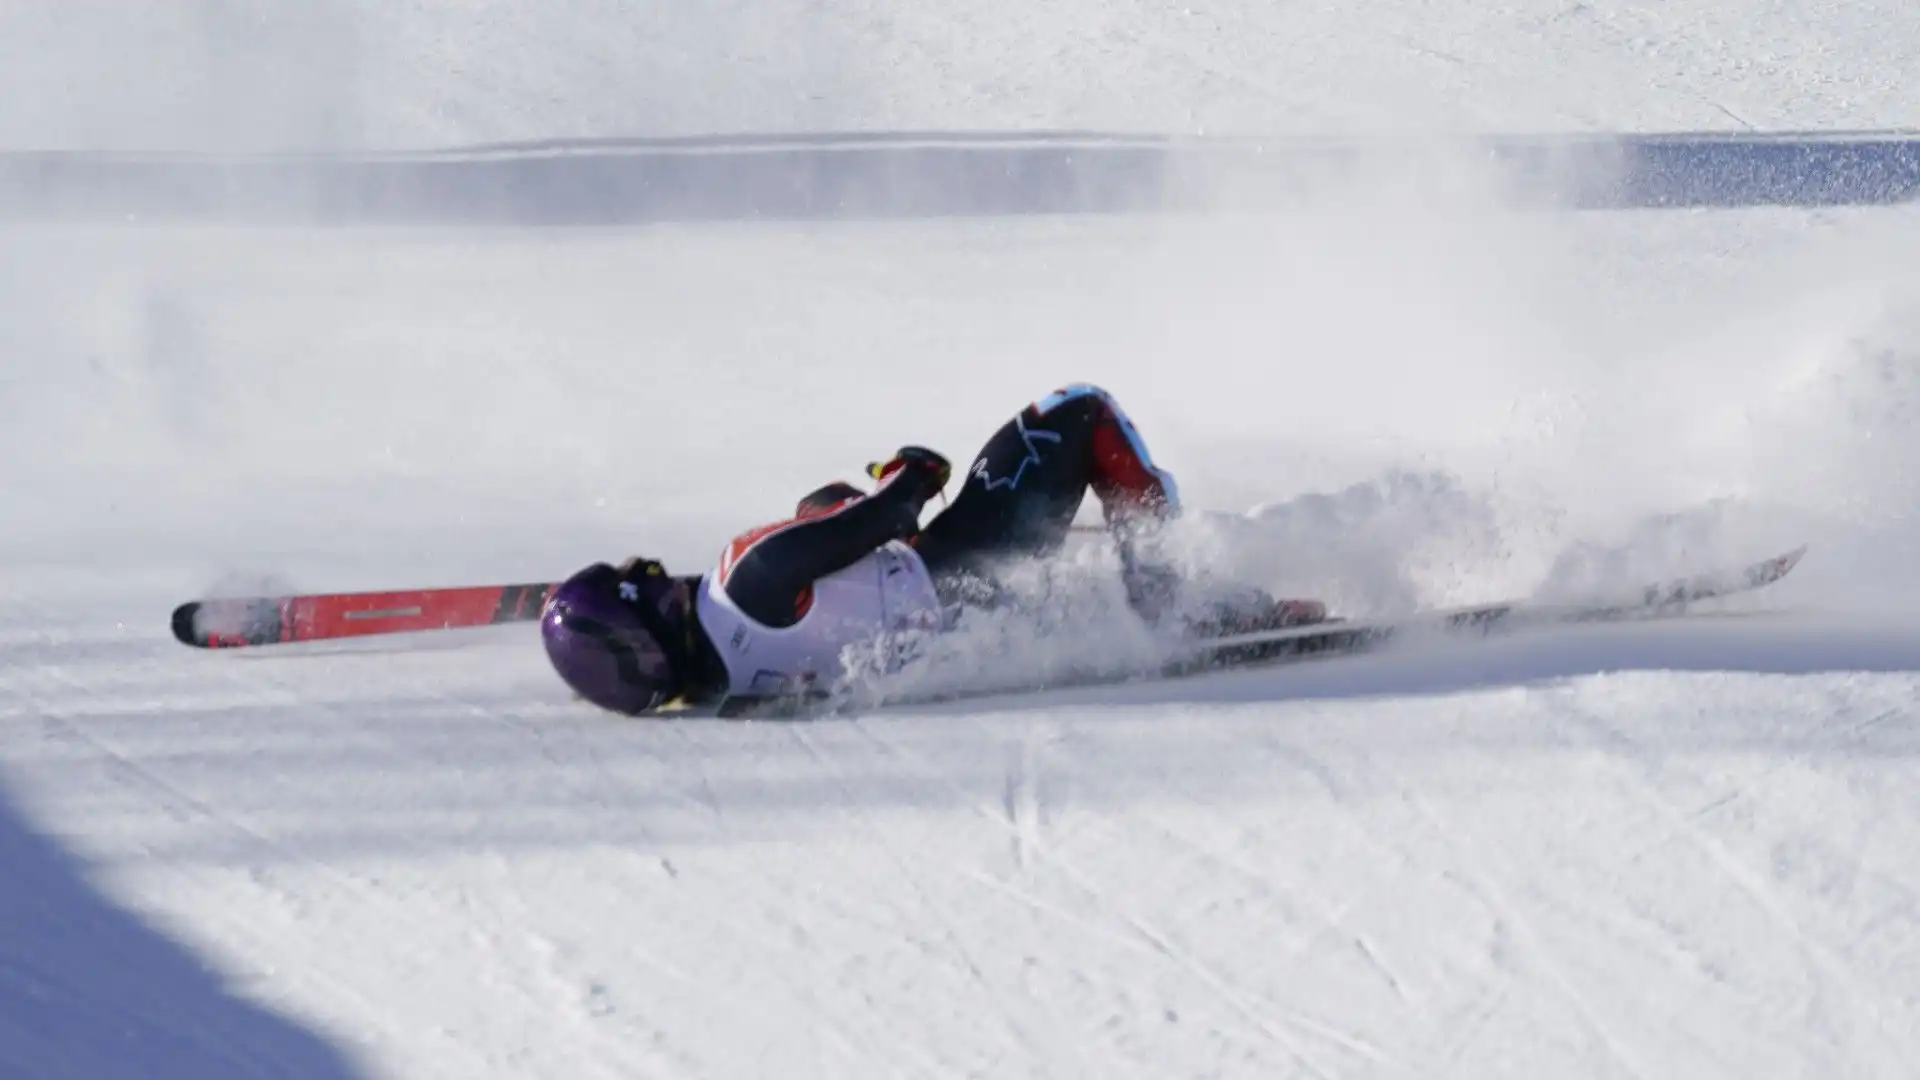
0,778,373,1080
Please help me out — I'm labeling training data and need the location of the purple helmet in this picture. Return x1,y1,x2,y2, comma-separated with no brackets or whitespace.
540,559,693,714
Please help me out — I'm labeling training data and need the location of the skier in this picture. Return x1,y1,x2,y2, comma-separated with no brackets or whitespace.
538,383,1325,714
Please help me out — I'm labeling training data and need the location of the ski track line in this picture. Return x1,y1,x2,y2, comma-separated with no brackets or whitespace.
740,726,1043,1080
1060,758,1417,1024
28,665,700,1080
355,688,880,1077
32,688,654,1079
0,693,383,1080
488,922,712,1080
1002,727,1045,873
21,699,475,1073
821,711,1320,1068
1390,781,1655,1080
1277,702,1877,1073
974,721,1304,1077
1563,702,1915,1068
983,795,1405,1060
1276,714,1781,1046
400,691,719,1080
663,720,736,836
809,727,1295,1077
677,713,1083,1078
1516,855,1788,1022
1253,735,1517,1037
416,689,910,1079
423,686,686,853
1267,690,1656,1079
1671,703,1907,835
782,723,1089,1080
1103,733,1418,1009
946,843,1340,1072
1423,979,1511,1080
843,716,1406,1079
1348,936,1411,1006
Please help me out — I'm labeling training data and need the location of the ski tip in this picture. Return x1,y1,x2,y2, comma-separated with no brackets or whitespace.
170,602,204,647
1760,544,1811,581
170,597,285,648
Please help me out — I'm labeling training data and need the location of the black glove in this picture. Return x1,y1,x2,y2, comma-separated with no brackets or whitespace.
867,446,952,503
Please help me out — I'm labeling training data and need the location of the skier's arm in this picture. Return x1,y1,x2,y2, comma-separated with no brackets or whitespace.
720,450,949,628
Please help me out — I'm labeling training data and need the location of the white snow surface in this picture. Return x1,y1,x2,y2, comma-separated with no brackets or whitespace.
1,0,1917,151
6,6,1920,1080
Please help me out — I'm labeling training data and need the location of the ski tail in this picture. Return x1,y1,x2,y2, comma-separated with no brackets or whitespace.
171,581,555,649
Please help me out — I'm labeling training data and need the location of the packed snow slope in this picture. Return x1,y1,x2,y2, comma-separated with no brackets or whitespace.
7,190,1920,1080
5,4,1920,1080
2,0,1917,151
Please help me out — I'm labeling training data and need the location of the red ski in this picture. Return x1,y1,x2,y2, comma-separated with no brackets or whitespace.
171,581,555,649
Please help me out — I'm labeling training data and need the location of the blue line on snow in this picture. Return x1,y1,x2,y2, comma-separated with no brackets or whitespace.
2,130,1914,223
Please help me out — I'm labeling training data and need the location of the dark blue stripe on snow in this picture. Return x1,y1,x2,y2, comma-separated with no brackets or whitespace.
1,130,1915,223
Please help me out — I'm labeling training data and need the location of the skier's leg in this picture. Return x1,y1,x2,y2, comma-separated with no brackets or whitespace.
914,383,1182,614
